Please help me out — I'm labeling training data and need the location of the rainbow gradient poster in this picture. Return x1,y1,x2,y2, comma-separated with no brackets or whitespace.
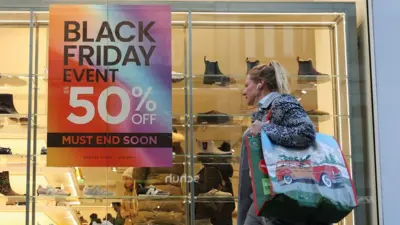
47,5,172,167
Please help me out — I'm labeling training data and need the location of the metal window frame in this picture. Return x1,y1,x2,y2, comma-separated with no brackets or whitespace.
0,2,378,225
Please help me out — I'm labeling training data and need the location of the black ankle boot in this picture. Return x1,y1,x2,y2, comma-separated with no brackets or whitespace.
203,56,230,86
0,94,19,114
196,110,231,124
297,57,325,75
0,147,12,155
246,58,260,72
0,94,28,123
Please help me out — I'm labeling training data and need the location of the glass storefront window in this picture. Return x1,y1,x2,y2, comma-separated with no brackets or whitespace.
0,1,377,225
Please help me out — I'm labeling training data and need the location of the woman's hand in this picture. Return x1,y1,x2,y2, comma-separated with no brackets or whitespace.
250,120,267,136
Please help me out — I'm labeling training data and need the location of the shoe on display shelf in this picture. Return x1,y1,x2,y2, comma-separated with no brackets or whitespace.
83,185,115,197
0,73,28,87
41,147,47,155
297,56,326,76
203,56,235,86
196,110,231,124
246,57,260,72
172,115,185,125
0,147,12,155
306,109,330,116
172,71,185,83
0,171,23,196
0,171,26,205
137,184,170,196
199,188,233,197
37,185,70,196
0,94,28,124
55,201,69,206
4,198,26,206
306,109,331,123
196,140,233,155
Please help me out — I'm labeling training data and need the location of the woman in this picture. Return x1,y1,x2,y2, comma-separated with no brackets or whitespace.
120,167,146,225
238,61,323,225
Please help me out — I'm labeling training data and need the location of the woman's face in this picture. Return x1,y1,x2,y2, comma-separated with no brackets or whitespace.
123,176,134,188
243,75,258,106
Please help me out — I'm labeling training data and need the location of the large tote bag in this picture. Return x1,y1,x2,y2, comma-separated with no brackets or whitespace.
245,131,358,223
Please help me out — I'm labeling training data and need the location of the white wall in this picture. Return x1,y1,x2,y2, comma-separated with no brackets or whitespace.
370,0,400,224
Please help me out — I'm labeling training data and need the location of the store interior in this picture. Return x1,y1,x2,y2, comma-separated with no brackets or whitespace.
0,7,354,225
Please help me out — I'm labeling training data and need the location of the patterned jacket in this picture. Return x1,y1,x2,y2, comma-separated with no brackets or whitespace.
238,92,320,225
253,93,316,148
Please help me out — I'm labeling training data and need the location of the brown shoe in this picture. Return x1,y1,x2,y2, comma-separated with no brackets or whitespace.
0,171,23,196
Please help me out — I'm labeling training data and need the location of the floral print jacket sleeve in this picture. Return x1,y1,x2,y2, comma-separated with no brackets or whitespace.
257,94,316,148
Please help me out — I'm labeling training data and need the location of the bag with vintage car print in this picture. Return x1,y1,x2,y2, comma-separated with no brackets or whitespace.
245,131,358,223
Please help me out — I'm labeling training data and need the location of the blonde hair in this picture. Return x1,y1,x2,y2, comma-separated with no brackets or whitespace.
247,60,291,94
123,175,138,217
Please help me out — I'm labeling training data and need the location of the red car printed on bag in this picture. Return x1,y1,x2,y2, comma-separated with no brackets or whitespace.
259,159,268,175
275,160,343,188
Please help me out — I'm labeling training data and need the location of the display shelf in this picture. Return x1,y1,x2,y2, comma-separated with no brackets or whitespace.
0,154,47,164
172,114,349,124
185,85,335,91
195,196,237,203
0,75,32,88
59,195,187,202
0,73,46,78
0,11,32,21
193,153,352,162
173,74,346,92
0,139,47,157
189,74,345,80
0,154,189,166
140,153,354,161
183,76,347,97
190,12,343,23
292,74,346,83
19,195,189,206
0,74,49,84
0,161,79,198
0,205,80,225
0,123,29,139
173,113,349,119
0,114,45,139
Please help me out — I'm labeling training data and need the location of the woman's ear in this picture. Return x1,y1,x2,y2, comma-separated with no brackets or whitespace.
257,80,265,90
